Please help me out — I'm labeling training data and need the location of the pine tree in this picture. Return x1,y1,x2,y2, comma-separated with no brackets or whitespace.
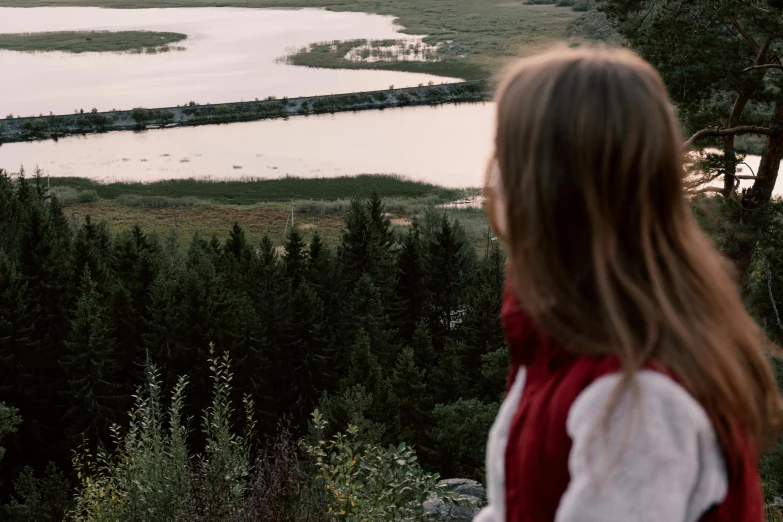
429,341,464,405
16,201,72,466
345,331,384,396
366,190,394,250
305,232,342,362
0,253,38,480
224,222,253,265
460,242,506,397
0,402,21,466
411,320,436,369
339,195,397,291
340,199,371,287
0,170,21,256
282,282,334,427
598,0,783,278
61,268,122,449
72,216,111,290
0,252,38,402
283,227,307,290
395,224,424,343
387,348,431,448
221,222,255,292
348,275,398,369
424,215,473,347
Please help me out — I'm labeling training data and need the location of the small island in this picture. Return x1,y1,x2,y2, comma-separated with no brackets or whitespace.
0,30,187,54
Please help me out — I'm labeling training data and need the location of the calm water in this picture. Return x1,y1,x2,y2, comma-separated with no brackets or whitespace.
0,7,460,116
0,103,496,188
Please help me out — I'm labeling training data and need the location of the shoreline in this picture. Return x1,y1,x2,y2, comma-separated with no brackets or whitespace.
0,81,491,144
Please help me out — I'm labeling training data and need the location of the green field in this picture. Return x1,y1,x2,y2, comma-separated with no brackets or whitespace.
0,0,580,78
46,175,485,244
48,174,470,204
0,30,187,53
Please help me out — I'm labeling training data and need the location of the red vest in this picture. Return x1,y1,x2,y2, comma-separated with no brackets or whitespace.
500,285,764,522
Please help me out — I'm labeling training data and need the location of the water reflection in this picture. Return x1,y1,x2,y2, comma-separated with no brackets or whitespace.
0,7,461,116
0,103,495,188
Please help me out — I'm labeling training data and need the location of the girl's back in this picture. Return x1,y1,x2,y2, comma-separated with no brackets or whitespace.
477,47,782,522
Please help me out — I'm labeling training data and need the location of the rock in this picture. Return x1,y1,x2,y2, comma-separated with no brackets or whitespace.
423,478,486,521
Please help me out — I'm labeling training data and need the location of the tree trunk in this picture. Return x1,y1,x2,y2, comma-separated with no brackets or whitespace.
729,103,783,280
722,92,751,194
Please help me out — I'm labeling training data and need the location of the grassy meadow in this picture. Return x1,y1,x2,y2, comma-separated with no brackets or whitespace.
0,30,186,53
47,175,487,246
0,0,580,78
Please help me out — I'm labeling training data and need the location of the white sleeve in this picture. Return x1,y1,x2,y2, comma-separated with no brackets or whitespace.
555,371,728,522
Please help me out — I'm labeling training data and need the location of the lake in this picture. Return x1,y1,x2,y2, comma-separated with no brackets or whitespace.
0,103,496,188
0,7,460,116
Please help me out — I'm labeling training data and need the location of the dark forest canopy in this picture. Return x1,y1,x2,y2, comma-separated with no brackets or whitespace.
0,168,507,519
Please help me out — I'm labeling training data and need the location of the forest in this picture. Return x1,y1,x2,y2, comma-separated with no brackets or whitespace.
0,169,507,520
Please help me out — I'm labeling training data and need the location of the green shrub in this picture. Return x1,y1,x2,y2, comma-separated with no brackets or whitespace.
49,187,99,205
69,351,254,522
130,107,150,126
304,410,446,521
0,402,20,464
429,399,499,480
116,194,199,209
1,463,72,522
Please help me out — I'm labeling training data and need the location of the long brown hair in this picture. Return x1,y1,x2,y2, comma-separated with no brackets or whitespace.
485,47,781,451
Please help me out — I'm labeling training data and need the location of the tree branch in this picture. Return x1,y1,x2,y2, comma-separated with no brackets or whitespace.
688,186,727,196
732,19,760,50
684,126,775,148
744,64,783,72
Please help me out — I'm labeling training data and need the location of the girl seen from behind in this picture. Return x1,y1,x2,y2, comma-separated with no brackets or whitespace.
477,47,782,522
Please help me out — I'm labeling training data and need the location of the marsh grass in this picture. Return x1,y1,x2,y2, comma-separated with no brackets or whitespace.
116,194,201,208
0,0,579,78
49,185,99,205
48,174,466,205
0,30,187,54
51,176,485,246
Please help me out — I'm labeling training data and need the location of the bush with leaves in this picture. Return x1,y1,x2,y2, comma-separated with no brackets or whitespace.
304,410,446,521
0,402,20,465
1,463,71,522
68,350,253,522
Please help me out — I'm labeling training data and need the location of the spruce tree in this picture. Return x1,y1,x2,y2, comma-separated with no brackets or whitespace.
16,201,72,466
282,282,334,426
61,268,122,449
387,347,431,448
460,242,506,397
348,275,398,369
339,195,397,292
0,252,37,403
221,222,255,293
283,227,307,290
395,224,425,343
72,216,111,290
424,215,473,347
0,253,37,480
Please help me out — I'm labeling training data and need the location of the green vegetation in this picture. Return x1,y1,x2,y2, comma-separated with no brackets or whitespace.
1,83,490,142
0,0,581,78
46,175,484,246
597,0,783,289
0,169,501,519
0,30,186,54
48,175,468,204
284,39,487,81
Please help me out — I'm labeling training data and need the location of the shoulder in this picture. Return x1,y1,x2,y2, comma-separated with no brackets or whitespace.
557,370,728,522
568,370,713,443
